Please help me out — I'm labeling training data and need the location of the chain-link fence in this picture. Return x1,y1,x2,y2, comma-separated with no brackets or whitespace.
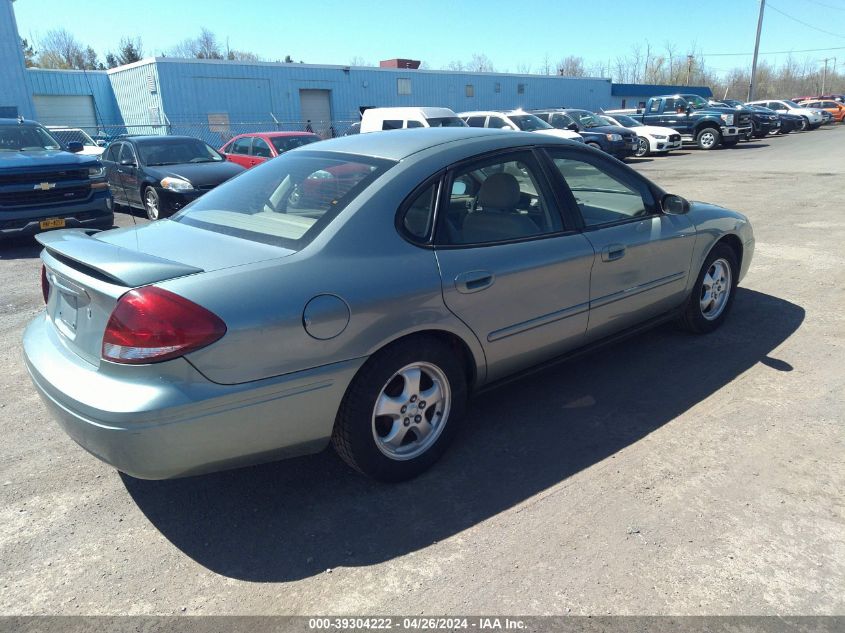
47,118,362,150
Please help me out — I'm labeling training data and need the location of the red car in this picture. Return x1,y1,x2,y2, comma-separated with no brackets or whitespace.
219,132,321,169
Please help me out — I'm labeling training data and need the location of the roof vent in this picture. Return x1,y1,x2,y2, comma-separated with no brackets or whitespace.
146,74,157,93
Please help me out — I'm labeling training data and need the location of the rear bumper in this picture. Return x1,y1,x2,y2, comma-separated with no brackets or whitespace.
23,313,366,479
0,190,113,239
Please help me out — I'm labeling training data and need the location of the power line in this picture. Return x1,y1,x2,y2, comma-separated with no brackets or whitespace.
766,2,845,40
703,45,845,57
799,0,845,12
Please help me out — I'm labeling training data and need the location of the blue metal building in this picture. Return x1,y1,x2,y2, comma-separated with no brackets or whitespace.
610,83,714,110
0,0,34,119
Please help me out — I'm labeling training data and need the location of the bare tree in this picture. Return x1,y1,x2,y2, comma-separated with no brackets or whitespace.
516,62,532,74
557,55,586,77
169,28,223,59
349,56,373,67
445,60,465,71
21,38,36,67
541,53,552,76
36,29,88,69
106,36,142,68
466,53,495,73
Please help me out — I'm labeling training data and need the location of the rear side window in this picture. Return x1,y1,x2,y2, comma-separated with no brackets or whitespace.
382,120,403,130
406,120,424,128
174,151,394,249
400,181,438,241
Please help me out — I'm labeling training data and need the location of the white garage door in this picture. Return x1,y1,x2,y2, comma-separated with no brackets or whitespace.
33,95,97,128
299,90,332,136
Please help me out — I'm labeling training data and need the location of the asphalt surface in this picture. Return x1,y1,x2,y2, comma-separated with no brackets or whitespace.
0,127,843,615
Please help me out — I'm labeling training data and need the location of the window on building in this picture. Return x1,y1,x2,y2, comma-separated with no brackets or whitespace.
495,82,501,93
517,83,525,95
397,78,411,95
466,84,474,97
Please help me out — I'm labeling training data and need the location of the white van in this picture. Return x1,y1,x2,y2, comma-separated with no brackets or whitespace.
359,107,467,133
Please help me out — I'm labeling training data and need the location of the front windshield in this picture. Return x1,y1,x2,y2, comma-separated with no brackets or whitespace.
173,151,394,249
570,111,606,128
270,135,320,154
508,114,552,131
426,117,467,128
606,114,642,128
783,100,802,109
0,125,62,151
138,139,224,166
51,129,96,147
685,95,709,109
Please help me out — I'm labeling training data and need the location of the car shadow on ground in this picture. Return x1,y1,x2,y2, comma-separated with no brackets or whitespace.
0,236,42,260
728,142,770,150
123,288,804,583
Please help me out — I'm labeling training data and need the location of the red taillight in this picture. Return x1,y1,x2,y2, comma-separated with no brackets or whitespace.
41,265,49,304
102,286,226,364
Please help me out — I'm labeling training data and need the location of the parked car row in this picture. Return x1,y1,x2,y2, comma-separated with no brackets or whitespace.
2,89,836,238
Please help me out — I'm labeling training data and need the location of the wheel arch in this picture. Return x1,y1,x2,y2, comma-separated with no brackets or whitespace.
712,233,744,272
364,328,484,391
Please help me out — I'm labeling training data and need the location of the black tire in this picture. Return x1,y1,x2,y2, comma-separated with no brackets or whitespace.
585,141,603,151
332,336,468,482
721,137,739,148
143,186,164,221
800,116,810,131
634,136,650,157
695,126,721,150
678,243,739,334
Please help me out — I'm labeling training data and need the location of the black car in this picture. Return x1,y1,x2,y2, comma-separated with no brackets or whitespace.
743,105,781,139
532,109,638,159
771,111,802,134
101,135,244,220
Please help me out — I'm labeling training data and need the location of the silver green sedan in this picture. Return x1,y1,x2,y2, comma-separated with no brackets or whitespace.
23,128,754,481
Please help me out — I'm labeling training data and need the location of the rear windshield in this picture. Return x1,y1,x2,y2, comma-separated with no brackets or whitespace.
137,139,224,166
173,151,394,249
270,135,320,154
0,125,61,151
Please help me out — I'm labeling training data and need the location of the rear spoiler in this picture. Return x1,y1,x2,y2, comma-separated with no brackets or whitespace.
36,229,203,287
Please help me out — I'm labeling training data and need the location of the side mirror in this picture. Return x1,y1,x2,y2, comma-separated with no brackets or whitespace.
662,194,690,215
567,123,579,131
119,157,137,167
451,181,467,196
686,105,693,114
96,139,107,147
66,141,83,153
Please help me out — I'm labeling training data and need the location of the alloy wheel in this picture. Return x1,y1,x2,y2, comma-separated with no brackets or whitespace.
700,258,732,321
371,362,451,461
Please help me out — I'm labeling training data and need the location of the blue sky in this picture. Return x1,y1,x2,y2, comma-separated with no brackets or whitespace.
13,0,845,76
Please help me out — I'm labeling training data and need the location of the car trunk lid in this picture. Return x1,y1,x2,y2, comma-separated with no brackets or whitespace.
37,225,293,366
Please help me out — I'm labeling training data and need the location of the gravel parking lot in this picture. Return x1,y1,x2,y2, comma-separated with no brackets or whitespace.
0,127,843,616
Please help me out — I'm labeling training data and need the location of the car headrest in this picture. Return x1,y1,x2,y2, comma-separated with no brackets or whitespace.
478,172,520,210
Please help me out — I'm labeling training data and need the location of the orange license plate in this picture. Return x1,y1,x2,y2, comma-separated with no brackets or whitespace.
39,218,66,230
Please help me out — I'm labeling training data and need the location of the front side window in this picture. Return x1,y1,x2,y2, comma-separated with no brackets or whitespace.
487,116,511,129
0,125,61,151
382,120,403,130
550,113,576,129
103,143,120,162
648,100,661,113
174,151,394,249
438,153,562,245
118,143,136,165
549,153,652,227
466,116,486,128
138,138,224,166
426,117,466,128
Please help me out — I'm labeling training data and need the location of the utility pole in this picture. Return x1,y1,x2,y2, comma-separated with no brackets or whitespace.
748,0,766,101
821,57,835,94
686,55,694,86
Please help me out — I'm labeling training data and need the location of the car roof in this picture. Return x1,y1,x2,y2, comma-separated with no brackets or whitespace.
294,127,566,161
0,118,42,127
122,135,208,144
362,107,458,117
230,131,319,140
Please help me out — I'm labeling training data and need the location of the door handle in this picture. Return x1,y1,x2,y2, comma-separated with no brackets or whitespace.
455,270,495,294
601,244,626,262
